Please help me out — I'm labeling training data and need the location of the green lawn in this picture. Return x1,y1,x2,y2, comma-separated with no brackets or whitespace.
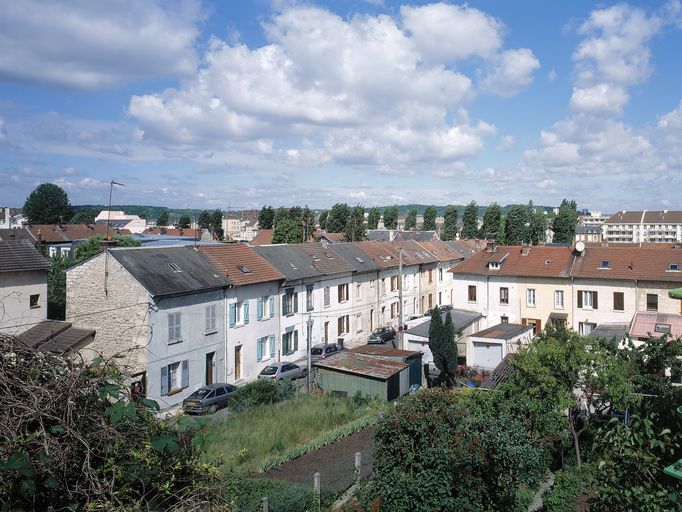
203,394,382,474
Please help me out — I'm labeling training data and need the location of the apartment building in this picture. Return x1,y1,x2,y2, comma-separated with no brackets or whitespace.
603,210,682,243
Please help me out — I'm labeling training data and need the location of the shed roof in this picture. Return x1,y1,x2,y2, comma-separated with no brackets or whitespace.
17,320,95,353
630,312,682,339
109,246,229,297
480,354,516,389
199,244,284,286
314,351,408,379
471,323,534,340
405,308,482,338
0,239,51,273
589,323,630,341
350,344,422,359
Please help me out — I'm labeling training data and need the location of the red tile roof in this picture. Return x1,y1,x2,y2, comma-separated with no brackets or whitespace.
143,227,207,237
450,245,575,278
570,247,682,282
199,244,284,286
251,229,274,245
352,241,402,268
28,224,130,243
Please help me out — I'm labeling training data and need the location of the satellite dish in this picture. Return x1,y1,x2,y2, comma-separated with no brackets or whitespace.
575,241,585,253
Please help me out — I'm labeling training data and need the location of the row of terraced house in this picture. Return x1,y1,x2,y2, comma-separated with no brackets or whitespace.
64,239,476,409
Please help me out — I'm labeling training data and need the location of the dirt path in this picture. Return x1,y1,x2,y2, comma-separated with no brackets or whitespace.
258,427,375,491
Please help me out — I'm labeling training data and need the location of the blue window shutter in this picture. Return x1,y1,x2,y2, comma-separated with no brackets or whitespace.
269,297,275,317
181,360,189,388
257,338,263,362
257,297,263,320
229,303,236,327
293,330,299,351
269,335,275,358
161,366,169,396
294,293,299,313
244,301,249,324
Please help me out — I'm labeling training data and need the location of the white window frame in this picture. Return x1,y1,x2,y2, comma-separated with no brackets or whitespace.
168,312,182,344
168,361,182,391
205,304,217,333
582,291,594,309
554,290,564,309
527,288,536,307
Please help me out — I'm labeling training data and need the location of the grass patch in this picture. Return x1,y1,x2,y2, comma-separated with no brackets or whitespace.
204,394,383,474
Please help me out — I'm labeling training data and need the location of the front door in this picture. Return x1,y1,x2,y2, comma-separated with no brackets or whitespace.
235,345,242,380
205,352,215,385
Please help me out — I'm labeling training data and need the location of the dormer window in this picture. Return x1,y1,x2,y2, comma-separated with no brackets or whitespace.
238,265,251,274
355,257,364,263
599,260,610,269
289,262,298,270
545,259,552,265
488,261,501,270
168,263,182,273
669,263,679,271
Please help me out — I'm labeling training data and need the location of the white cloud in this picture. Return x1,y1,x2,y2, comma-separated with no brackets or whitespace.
570,84,629,114
400,3,503,62
496,135,515,151
0,0,201,89
482,48,540,97
548,69,557,82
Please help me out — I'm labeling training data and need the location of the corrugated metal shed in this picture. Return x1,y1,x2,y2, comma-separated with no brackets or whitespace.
314,352,407,379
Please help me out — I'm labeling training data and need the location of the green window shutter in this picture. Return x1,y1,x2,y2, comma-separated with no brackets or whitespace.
257,297,263,320
577,291,583,309
229,303,236,327
257,338,263,362
269,335,275,358
161,366,169,396
244,301,249,324
269,296,275,317
181,360,189,388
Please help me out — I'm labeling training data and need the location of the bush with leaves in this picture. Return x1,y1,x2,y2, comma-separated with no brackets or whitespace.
0,335,226,511
358,388,547,511
230,379,295,411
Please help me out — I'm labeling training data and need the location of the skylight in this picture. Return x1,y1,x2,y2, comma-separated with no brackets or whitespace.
355,257,365,263
654,323,671,334
289,262,298,270
599,260,610,269
324,252,333,258
238,265,251,274
669,263,679,271
168,263,182,273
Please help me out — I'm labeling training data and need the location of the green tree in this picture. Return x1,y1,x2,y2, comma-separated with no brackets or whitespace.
318,210,328,230
257,205,275,229
197,210,211,229
155,210,169,227
529,210,547,245
422,205,437,231
498,215,506,244
325,203,350,233
503,204,530,245
23,183,73,225
461,201,479,239
68,212,96,224
480,202,502,241
210,209,224,240
367,207,381,229
441,205,458,241
404,208,417,231
383,205,399,229
301,205,315,241
344,205,366,242
176,215,191,229
272,218,303,244
552,199,578,243
273,207,289,228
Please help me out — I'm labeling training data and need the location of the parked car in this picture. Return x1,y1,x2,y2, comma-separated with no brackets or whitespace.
367,326,396,344
311,342,343,361
258,362,308,381
182,383,238,415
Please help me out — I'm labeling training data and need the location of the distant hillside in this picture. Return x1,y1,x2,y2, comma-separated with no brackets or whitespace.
372,204,557,217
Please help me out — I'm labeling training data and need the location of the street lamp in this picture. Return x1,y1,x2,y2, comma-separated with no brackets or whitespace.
306,314,314,393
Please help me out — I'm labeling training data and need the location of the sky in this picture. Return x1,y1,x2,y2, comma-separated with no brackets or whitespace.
1,0,681,212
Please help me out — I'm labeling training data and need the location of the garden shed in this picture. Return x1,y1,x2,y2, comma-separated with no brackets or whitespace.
350,345,423,387
467,323,534,369
314,352,409,401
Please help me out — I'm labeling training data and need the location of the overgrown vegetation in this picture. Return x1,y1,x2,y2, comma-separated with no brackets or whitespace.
0,335,226,510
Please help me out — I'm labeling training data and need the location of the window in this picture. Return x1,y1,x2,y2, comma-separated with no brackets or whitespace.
391,302,398,318
613,292,624,311
256,337,268,362
205,304,216,332
579,322,597,336
438,291,442,305
168,312,182,343
428,269,433,283
381,279,387,295
338,283,349,302
577,290,598,309
356,313,363,333
161,360,188,396
282,330,299,355
468,285,477,302
428,294,433,309
439,268,444,282
554,290,564,309
356,282,362,300
599,260,610,269
500,287,509,305
501,315,508,324
669,263,679,271
29,294,40,309
229,301,249,325
324,286,330,307
306,285,314,312
526,289,536,307
654,323,671,334
324,321,329,343
488,261,500,270
390,275,398,292
282,289,298,316
168,263,182,273
647,293,658,311
338,315,350,335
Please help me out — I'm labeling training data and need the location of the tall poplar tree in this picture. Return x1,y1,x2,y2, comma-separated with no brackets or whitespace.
422,205,437,231
461,201,479,239
404,208,417,231
367,207,381,229
441,205,458,241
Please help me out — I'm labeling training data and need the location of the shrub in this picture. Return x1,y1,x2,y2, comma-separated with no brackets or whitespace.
543,468,583,512
231,379,295,410
224,475,336,512
0,335,225,511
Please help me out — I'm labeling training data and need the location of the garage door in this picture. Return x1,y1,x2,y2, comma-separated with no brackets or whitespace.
473,342,503,369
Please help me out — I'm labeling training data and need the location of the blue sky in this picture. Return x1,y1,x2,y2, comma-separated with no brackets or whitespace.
1,0,681,212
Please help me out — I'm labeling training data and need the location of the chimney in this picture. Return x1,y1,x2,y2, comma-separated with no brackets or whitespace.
486,241,497,253
521,244,531,256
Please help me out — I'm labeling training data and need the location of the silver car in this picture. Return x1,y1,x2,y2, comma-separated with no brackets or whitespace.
311,343,343,361
258,362,308,381
182,383,238,415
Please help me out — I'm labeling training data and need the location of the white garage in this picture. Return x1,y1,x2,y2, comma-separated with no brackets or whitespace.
467,323,534,369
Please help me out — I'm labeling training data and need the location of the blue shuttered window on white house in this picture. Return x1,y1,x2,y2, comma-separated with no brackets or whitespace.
269,296,275,318
168,312,182,343
269,334,275,358
229,303,236,327
257,297,263,320
244,300,249,324
161,360,189,396
205,304,216,332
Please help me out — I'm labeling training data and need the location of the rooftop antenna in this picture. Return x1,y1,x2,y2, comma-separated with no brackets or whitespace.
104,180,124,297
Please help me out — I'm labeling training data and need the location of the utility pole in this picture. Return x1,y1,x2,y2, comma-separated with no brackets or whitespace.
398,247,404,350
306,313,313,393
104,180,124,297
